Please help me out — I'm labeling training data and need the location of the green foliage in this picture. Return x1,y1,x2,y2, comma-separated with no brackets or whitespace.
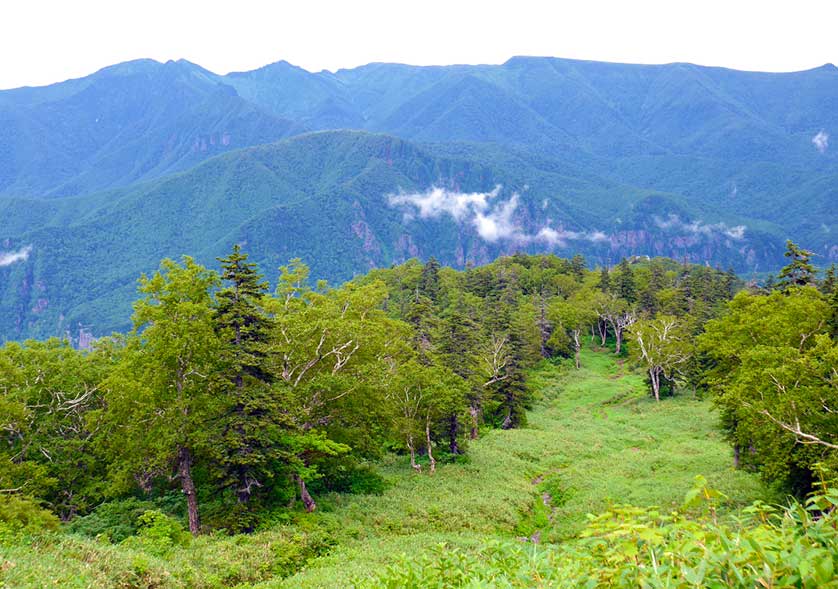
212,244,285,513
363,479,838,588
778,240,817,290
121,510,191,556
0,121,815,344
698,287,836,492
0,250,815,588
308,461,389,496
0,495,60,539
615,258,637,303
67,498,163,543
0,348,774,587
628,315,693,401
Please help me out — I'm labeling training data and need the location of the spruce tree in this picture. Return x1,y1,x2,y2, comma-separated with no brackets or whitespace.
778,240,816,290
616,258,637,303
640,263,664,315
597,265,611,293
214,245,284,520
570,254,586,281
821,264,837,296
418,257,442,303
436,298,480,452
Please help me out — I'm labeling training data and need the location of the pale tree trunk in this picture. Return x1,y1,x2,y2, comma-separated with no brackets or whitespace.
469,405,479,440
598,319,608,346
538,292,550,357
408,433,421,472
294,474,316,512
615,327,623,355
426,414,436,474
501,408,513,430
177,446,201,535
649,368,661,402
573,330,582,369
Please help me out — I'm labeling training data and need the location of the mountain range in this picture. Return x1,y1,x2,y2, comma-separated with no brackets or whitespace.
1,56,836,340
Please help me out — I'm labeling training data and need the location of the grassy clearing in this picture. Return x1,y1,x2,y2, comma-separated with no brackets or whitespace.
272,348,768,587
0,348,769,588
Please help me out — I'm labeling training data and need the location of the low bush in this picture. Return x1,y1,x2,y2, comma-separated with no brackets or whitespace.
0,495,60,540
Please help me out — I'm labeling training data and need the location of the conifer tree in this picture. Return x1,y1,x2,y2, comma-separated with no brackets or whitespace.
616,258,637,303
640,263,664,316
821,264,837,296
597,265,611,293
778,240,816,290
214,245,285,516
418,257,442,303
570,254,586,281
436,297,480,452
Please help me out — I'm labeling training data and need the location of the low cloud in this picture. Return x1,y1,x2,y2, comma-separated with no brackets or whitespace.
813,130,829,153
474,193,519,242
388,186,499,222
536,227,609,247
0,245,32,267
653,214,745,240
388,186,607,246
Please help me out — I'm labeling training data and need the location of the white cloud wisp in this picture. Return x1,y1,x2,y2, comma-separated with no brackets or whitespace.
653,214,745,240
388,186,606,246
813,130,829,153
0,245,32,267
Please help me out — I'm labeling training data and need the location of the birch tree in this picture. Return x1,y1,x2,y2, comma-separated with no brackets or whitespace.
99,257,222,535
548,292,597,369
628,315,691,401
698,287,835,489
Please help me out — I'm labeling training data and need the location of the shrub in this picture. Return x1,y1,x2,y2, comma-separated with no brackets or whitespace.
0,495,60,540
67,497,160,542
121,510,190,555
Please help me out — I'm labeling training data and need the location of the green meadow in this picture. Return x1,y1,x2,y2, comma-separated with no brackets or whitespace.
1,347,769,588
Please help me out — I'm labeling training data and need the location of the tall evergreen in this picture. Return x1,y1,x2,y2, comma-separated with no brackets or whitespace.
485,280,531,430
821,264,837,296
829,286,838,339
639,263,664,315
214,245,283,518
597,265,611,293
616,258,637,303
418,257,442,303
570,254,586,281
778,240,816,290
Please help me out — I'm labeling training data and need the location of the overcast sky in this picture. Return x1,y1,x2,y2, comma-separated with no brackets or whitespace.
2,0,836,89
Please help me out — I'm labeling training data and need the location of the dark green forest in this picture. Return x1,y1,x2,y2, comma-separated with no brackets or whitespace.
3,244,837,587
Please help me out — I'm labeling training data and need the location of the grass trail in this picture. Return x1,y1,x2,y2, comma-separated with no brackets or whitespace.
274,348,768,587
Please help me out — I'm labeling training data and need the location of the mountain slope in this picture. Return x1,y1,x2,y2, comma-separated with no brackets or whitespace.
1,56,837,340
0,131,782,341
0,59,301,197
5,55,837,200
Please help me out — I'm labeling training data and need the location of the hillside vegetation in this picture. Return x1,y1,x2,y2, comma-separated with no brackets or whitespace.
0,349,770,588
1,55,837,341
3,249,838,587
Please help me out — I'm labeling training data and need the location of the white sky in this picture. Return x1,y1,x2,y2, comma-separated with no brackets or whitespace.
2,0,837,89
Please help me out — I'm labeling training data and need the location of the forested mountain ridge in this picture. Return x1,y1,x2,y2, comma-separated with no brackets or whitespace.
1,56,836,340
3,57,837,199
0,131,781,341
